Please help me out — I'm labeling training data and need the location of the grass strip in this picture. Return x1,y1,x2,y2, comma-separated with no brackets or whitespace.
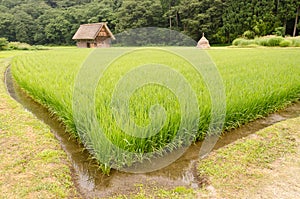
0,51,78,198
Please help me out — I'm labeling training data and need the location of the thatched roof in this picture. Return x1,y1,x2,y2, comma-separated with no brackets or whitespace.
72,22,115,40
197,33,210,49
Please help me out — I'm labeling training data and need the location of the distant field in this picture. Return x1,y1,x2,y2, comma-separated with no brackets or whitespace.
12,47,300,173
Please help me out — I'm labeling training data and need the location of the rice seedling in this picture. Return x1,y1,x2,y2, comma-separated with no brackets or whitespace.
11,47,300,173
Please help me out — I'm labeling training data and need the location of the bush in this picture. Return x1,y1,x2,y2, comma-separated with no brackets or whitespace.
233,35,300,48
274,27,285,37
255,37,268,46
232,38,243,46
241,39,255,46
288,37,300,47
293,40,300,47
232,38,255,46
8,42,32,50
0,38,8,50
279,40,292,47
267,37,284,46
243,30,255,39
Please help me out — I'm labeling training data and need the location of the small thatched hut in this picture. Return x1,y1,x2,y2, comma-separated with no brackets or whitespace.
197,33,210,49
72,22,115,48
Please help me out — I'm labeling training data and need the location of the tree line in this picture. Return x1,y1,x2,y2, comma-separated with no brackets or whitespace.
0,0,299,45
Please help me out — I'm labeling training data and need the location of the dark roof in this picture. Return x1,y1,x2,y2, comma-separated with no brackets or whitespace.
72,23,115,40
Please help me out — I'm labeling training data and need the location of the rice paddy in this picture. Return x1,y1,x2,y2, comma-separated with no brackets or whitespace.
11,47,300,173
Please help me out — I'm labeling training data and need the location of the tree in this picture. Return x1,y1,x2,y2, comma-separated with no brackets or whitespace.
276,0,298,36
160,0,181,29
11,11,36,44
44,16,73,44
178,0,224,43
115,0,164,32
0,13,14,41
293,5,300,37
1,0,298,45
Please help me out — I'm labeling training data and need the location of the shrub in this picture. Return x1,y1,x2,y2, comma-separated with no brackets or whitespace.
288,37,300,47
279,40,292,47
0,38,8,50
232,38,255,47
232,38,243,46
267,37,284,46
274,27,285,37
293,40,300,47
242,40,255,46
8,42,32,50
243,30,255,39
255,37,268,46
234,35,300,48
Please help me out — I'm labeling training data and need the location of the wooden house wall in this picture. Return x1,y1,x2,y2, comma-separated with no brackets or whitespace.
76,38,111,48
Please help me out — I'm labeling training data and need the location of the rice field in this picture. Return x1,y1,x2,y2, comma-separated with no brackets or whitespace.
11,47,300,173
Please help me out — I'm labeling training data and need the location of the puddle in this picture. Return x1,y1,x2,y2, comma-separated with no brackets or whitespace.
4,66,300,198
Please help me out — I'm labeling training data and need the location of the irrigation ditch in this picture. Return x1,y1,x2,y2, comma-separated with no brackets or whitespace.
4,66,300,198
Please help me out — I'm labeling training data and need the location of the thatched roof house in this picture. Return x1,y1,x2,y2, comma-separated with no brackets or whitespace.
72,22,115,48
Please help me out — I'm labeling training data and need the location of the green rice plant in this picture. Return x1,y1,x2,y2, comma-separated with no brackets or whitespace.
11,48,300,173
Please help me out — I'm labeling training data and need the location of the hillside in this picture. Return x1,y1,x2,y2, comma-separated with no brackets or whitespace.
0,0,299,45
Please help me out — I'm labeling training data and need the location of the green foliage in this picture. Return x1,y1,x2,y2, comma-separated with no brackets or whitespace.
234,36,300,47
115,0,163,32
275,27,285,37
12,11,35,44
6,42,46,50
253,19,269,36
0,37,8,50
267,37,284,46
0,0,300,45
243,30,255,39
178,0,224,43
222,0,277,43
288,36,300,47
7,42,31,50
232,38,243,46
255,37,269,46
232,38,255,46
279,39,292,47
12,48,300,173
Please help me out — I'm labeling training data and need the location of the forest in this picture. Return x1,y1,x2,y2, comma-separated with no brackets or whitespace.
0,0,299,45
